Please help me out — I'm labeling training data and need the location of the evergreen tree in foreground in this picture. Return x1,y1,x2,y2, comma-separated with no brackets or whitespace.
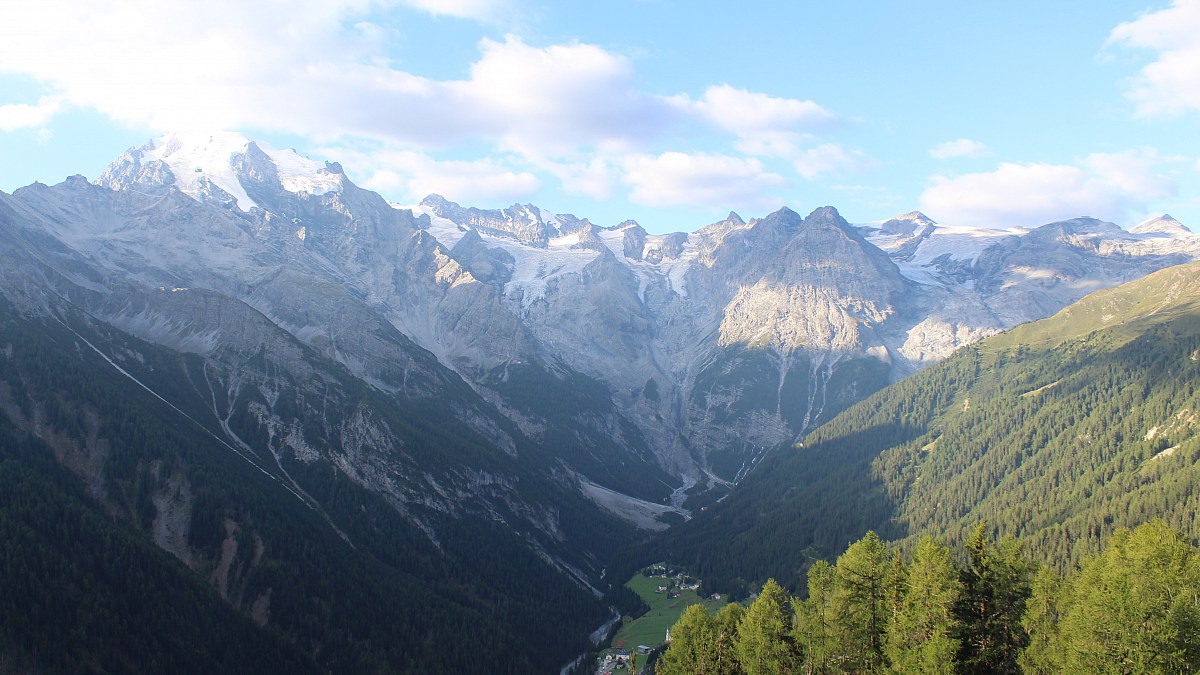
735,579,799,674
658,520,1200,673
954,523,1031,674
885,537,961,674
1022,519,1200,673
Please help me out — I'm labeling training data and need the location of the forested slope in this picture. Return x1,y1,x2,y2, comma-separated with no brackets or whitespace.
652,262,1200,595
0,297,610,673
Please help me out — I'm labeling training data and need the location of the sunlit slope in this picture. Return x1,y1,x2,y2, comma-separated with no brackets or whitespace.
654,261,1200,594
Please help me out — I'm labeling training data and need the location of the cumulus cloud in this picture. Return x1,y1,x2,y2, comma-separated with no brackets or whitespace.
454,36,680,156
929,138,990,160
689,84,836,137
621,152,785,209
1108,0,1200,116
919,152,1177,228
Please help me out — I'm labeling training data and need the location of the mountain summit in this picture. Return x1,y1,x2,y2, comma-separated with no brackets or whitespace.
1131,213,1191,236
98,132,344,211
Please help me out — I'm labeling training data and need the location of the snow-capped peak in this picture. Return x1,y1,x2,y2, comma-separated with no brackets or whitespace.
147,131,258,211
99,132,343,213
1131,214,1191,237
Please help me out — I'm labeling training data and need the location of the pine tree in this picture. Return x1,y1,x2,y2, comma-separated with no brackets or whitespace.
828,532,891,672
712,602,746,675
1017,566,1066,675
1055,520,1200,673
885,537,961,674
795,560,835,673
656,604,718,675
657,602,746,675
736,579,799,674
953,523,1031,674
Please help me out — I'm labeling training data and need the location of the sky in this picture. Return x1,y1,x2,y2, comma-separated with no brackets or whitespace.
1,0,1199,234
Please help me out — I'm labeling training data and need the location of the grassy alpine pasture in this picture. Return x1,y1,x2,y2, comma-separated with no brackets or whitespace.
609,570,728,652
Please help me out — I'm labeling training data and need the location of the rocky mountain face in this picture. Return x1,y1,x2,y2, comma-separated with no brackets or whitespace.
416,189,1200,485
6,131,1200,512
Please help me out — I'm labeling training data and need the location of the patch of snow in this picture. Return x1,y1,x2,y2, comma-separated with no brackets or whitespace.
538,207,562,232
146,132,341,211
407,201,602,307
871,224,1025,285
504,243,598,308
257,141,342,196
148,132,258,211
666,260,691,297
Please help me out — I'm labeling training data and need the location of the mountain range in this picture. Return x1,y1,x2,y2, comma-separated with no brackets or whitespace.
3,131,1200,670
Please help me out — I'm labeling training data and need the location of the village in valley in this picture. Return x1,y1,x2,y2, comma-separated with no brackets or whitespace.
593,564,728,674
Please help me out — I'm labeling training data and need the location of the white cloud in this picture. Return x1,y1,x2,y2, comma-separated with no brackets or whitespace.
621,152,785,209
929,138,990,160
0,0,380,131
1083,149,1176,199
0,97,62,132
734,133,871,179
0,4,680,158
689,84,836,137
920,154,1177,228
786,143,873,180
0,0,852,210
454,36,680,156
397,0,514,20
679,85,861,179
529,157,617,200
1108,0,1200,116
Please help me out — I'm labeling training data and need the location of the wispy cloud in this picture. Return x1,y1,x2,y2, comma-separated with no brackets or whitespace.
322,145,541,204
688,84,837,137
397,0,516,21
929,138,989,160
677,84,866,180
0,97,62,132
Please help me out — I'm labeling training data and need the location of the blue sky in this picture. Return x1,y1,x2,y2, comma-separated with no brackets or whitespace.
2,0,1199,233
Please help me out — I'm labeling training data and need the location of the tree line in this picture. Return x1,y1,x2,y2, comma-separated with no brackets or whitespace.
657,520,1200,674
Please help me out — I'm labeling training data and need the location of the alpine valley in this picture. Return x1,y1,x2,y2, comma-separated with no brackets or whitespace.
3,131,1200,673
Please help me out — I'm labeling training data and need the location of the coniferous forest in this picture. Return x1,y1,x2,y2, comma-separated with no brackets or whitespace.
0,298,613,673
657,520,1200,674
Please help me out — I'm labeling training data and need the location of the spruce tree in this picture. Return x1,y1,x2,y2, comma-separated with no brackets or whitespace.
953,523,1031,674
